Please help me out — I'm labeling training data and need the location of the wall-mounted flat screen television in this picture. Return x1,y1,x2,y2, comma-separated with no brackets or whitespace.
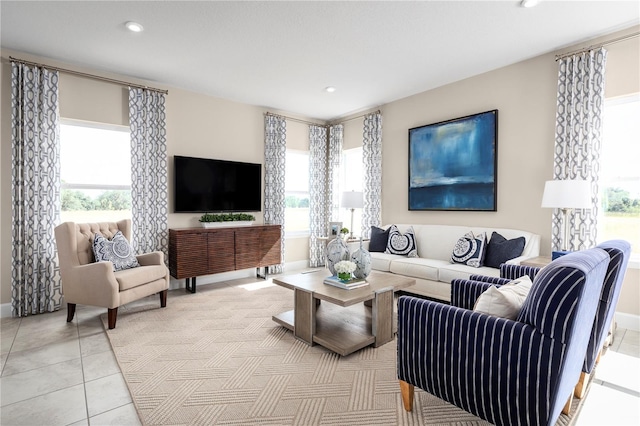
174,155,262,213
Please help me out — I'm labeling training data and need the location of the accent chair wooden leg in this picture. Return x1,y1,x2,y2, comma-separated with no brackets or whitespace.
399,380,414,411
108,308,118,329
574,371,589,399
562,395,572,415
159,289,168,307
596,349,602,366
66,303,76,323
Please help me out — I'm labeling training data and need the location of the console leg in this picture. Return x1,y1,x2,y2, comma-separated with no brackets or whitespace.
256,267,269,280
186,277,196,293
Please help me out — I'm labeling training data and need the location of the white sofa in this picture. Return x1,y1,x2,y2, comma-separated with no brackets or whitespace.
351,224,540,302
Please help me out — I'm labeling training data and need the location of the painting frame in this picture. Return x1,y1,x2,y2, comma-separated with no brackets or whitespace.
408,110,498,211
328,221,342,240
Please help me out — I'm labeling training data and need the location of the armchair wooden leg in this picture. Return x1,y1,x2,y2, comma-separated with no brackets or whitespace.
108,308,118,329
574,371,589,399
159,289,167,308
562,395,572,415
66,303,76,323
399,380,414,411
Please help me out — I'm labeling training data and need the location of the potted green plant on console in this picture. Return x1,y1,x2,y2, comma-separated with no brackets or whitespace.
199,213,255,228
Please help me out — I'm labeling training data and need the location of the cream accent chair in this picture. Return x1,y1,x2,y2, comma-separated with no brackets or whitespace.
54,219,169,329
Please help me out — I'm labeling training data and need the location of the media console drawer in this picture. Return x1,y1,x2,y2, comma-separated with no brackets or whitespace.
169,224,282,292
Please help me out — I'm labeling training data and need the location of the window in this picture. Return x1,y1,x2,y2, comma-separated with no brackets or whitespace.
284,150,310,235
339,147,364,237
60,120,132,223
599,94,640,259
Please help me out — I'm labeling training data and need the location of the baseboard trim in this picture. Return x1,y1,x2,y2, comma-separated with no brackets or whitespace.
168,259,312,290
615,312,640,332
2,261,315,319
1,303,12,318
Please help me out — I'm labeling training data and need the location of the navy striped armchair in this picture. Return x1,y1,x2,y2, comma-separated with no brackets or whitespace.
452,240,631,400
397,248,610,426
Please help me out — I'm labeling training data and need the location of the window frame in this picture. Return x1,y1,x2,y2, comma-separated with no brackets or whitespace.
59,118,133,221
598,94,640,268
284,149,311,238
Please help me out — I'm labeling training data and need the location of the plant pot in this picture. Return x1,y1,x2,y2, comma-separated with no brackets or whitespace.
201,221,254,228
337,272,352,282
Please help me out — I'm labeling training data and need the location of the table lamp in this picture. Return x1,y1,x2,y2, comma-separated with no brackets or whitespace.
341,191,363,240
541,179,591,251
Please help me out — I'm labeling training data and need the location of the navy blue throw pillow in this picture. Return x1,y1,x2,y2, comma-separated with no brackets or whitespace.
369,226,390,252
484,232,526,268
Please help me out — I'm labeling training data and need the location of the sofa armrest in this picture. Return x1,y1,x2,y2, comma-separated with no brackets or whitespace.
450,279,496,310
500,264,540,280
64,261,119,308
136,251,165,266
468,274,511,285
504,254,535,265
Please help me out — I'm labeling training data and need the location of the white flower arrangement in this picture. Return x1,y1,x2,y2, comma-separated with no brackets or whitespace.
334,260,356,274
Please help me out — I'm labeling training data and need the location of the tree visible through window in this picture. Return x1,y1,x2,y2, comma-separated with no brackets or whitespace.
60,120,132,223
599,94,640,257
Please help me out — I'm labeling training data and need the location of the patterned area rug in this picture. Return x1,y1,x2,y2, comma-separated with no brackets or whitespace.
104,278,584,425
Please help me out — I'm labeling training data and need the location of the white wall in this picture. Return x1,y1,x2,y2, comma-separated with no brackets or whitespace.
1,26,638,318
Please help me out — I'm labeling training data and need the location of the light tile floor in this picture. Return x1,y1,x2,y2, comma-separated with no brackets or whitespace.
1,286,639,426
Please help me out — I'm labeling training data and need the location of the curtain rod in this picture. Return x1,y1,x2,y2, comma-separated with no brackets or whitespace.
328,110,381,126
266,109,381,127
265,112,324,127
555,31,639,61
8,56,169,95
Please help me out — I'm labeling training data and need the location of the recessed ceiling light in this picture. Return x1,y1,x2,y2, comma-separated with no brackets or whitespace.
125,21,144,32
520,0,539,8
324,86,336,93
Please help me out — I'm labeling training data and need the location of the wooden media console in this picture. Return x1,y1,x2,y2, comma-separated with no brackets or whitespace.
169,224,282,293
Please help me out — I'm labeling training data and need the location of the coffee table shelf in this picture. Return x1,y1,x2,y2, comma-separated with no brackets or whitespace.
271,270,415,356
273,303,377,356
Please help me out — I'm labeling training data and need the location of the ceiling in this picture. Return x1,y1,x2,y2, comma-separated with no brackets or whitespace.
1,1,638,121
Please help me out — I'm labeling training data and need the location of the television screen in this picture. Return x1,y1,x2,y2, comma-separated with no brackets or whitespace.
174,156,262,213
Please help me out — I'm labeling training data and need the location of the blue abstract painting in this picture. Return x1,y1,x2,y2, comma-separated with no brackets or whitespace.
409,110,497,211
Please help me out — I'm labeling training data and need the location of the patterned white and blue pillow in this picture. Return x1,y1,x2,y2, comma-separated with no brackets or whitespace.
385,225,418,258
92,231,140,271
451,231,487,268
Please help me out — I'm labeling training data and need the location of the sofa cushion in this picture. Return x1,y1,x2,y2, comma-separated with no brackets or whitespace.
386,225,418,257
389,258,448,281
369,226,390,252
92,231,140,272
439,263,500,284
370,252,399,272
114,264,167,291
451,231,487,267
484,232,526,268
473,276,533,319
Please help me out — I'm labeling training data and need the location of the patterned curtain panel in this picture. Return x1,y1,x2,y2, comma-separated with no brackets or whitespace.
552,48,607,251
328,125,344,222
129,88,169,259
11,62,62,316
362,112,383,238
264,114,287,273
308,125,328,267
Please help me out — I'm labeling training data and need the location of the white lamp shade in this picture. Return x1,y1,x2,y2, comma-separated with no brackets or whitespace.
541,180,591,209
341,191,363,209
